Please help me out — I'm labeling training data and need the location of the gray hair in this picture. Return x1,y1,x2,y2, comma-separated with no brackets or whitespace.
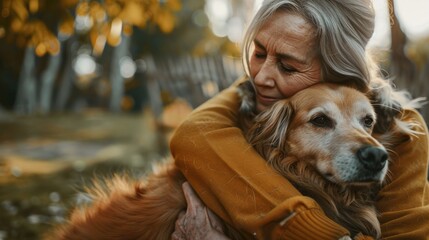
242,0,424,134
242,0,376,90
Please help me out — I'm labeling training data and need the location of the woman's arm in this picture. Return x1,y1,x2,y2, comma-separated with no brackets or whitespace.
377,109,429,239
170,81,349,239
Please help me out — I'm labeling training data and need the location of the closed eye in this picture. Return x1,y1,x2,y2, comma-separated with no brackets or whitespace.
254,51,266,59
277,62,297,74
310,114,334,128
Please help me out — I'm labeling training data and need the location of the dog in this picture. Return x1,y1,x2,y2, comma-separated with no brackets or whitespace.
239,81,389,238
48,81,399,239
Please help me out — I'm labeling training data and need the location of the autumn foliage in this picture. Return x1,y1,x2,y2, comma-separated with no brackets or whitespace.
0,0,182,56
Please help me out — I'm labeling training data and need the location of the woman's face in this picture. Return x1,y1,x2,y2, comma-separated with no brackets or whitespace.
250,11,322,112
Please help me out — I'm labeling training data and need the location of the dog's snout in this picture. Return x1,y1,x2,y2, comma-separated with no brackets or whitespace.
357,146,388,171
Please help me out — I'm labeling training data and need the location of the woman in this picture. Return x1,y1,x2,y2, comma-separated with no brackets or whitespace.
170,0,429,239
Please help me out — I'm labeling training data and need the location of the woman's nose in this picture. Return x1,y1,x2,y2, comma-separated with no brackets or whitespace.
253,62,275,87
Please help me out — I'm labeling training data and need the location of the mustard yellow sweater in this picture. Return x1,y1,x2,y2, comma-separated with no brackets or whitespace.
170,82,429,240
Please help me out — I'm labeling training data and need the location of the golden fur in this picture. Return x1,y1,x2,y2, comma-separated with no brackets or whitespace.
47,82,405,239
244,83,386,238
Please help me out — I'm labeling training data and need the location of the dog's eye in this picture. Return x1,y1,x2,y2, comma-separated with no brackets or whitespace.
363,116,375,128
310,114,333,128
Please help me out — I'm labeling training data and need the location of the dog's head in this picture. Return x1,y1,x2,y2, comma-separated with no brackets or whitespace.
244,83,388,185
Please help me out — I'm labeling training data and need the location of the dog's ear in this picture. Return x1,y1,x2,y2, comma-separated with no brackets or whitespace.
237,80,257,130
367,78,402,134
246,100,293,162
237,80,256,116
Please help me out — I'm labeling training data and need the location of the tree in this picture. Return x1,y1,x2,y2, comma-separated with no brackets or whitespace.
0,0,183,113
388,0,416,88
388,0,429,124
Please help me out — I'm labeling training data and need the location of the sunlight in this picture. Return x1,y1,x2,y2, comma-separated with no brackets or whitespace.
395,0,429,39
205,0,429,48
119,56,137,79
204,0,247,43
205,0,231,37
369,0,429,48
368,0,391,49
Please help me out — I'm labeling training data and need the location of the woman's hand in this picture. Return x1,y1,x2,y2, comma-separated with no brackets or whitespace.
171,182,230,240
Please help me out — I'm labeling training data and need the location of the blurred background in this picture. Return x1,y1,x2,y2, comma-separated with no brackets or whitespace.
0,0,428,239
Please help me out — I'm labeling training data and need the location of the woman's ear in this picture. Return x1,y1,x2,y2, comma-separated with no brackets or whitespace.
246,100,294,161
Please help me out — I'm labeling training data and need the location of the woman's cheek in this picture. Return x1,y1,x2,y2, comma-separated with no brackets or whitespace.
278,78,315,97
249,58,261,79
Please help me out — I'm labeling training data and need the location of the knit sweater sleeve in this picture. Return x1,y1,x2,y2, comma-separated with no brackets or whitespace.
376,109,429,239
169,83,349,239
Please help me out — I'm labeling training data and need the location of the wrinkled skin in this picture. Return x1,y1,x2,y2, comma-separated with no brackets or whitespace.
171,182,230,240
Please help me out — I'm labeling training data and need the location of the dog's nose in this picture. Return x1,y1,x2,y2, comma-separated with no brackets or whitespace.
357,146,388,171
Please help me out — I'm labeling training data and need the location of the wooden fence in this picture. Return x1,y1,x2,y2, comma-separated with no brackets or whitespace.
142,54,428,127
143,55,244,118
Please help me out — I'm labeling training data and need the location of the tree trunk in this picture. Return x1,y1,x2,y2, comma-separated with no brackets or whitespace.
388,0,416,90
39,44,62,113
55,38,77,111
14,46,37,114
389,0,428,127
109,34,130,112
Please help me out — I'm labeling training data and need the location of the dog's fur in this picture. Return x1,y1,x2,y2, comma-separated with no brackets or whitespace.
48,81,409,239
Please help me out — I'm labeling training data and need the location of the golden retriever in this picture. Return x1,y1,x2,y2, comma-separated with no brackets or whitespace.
48,82,394,239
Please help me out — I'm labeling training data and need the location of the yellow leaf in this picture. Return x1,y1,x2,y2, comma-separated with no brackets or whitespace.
108,33,122,46
34,21,45,39
149,0,160,8
0,27,5,38
147,0,160,17
22,21,35,37
46,38,60,55
1,0,11,18
89,24,107,56
107,18,122,46
35,43,46,56
59,18,74,36
61,0,79,8
89,1,106,23
123,23,133,36
111,18,122,36
29,0,39,13
120,1,146,26
11,0,29,21
93,34,106,56
167,0,181,11
105,1,121,18
155,10,175,33
121,96,134,111
76,2,89,16
11,19,23,32
89,28,99,49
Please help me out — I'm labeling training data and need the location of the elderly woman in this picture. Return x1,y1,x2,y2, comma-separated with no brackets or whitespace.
170,0,429,239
